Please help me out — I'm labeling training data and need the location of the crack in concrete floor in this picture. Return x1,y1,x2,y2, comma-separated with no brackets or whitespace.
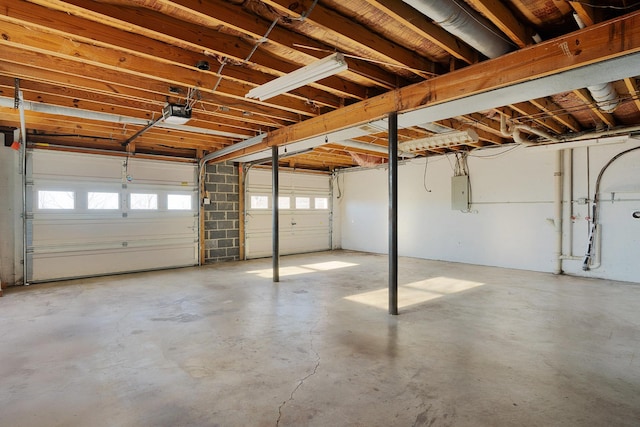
276,325,321,427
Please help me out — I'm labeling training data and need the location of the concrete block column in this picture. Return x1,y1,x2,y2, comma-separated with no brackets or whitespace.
204,161,240,262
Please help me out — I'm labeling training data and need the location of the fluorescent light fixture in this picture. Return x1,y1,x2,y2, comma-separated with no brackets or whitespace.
245,53,348,101
162,103,191,125
398,129,479,151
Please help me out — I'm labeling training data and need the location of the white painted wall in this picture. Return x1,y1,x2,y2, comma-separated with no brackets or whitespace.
338,140,640,283
0,131,24,287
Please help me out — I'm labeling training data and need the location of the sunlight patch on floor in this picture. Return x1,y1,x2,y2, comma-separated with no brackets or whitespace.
247,261,358,278
301,261,359,271
344,276,485,309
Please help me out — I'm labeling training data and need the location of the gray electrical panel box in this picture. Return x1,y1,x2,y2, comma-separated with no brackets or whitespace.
451,175,469,211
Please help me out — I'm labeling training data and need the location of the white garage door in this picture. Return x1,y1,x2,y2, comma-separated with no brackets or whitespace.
245,168,332,259
26,150,198,282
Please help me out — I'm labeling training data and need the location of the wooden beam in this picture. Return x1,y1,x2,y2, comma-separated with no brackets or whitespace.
27,139,196,159
261,0,437,79
569,1,598,26
465,0,531,48
510,102,565,134
365,0,477,64
0,0,367,102
35,0,400,90
0,50,306,131
0,18,323,118
529,97,582,133
623,77,640,113
237,164,245,261
212,11,640,161
456,113,504,137
0,78,276,135
572,88,616,127
0,62,293,128
0,108,230,150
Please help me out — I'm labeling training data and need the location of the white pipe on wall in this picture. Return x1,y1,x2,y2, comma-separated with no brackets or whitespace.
560,149,582,261
554,150,564,274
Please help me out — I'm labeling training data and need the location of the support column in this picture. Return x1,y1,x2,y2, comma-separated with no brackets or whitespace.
388,112,398,315
272,146,280,282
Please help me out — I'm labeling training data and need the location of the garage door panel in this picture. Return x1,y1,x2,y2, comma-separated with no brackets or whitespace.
31,245,195,281
32,217,195,242
245,169,331,259
27,150,198,282
31,151,122,179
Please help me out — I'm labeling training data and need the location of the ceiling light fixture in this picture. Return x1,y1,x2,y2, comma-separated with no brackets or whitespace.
245,53,348,101
162,103,191,125
398,129,479,151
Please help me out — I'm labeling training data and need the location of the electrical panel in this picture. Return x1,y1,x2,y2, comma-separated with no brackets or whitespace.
451,175,469,211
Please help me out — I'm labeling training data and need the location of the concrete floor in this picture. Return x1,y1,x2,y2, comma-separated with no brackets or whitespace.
1,250,639,427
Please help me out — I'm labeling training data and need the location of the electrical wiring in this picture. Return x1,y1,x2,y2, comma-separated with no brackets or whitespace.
470,144,523,159
453,151,469,176
568,0,640,9
334,172,343,199
423,157,432,193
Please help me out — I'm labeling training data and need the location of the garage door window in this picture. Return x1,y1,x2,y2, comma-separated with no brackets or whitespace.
168,194,192,210
130,193,158,210
38,190,75,210
314,197,328,209
295,197,310,209
88,192,119,210
250,195,269,209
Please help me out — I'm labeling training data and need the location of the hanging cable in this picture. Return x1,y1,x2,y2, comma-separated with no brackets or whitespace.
295,0,319,21
423,157,432,193
583,144,640,270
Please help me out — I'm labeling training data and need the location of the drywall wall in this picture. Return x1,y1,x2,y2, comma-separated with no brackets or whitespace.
338,140,640,283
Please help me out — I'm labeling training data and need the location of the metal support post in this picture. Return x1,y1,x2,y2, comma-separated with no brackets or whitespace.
388,112,398,315
272,146,280,282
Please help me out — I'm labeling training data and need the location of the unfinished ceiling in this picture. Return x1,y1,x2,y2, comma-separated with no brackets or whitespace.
1,0,640,170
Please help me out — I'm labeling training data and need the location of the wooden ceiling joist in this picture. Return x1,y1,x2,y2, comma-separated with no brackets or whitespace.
364,0,478,64
623,77,640,113
210,11,640,162
528,97,582,133
261,0,437,79
465,0,531,48
1,1,638,169
572,88,617,128
509,102,566,134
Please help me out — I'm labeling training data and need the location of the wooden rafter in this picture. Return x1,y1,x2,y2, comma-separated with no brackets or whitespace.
529,97,581,133
252,0,437,79
623,77,640,113
569,1,599,26
213,11,640,161
363,0,477,64
465,0,531,48
572,89,616,128
509,102,565,134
